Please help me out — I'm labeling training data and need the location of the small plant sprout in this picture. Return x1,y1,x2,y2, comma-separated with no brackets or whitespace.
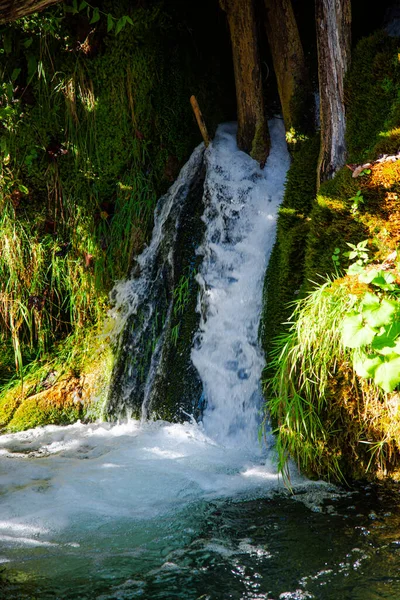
344,239,370,266
360,168,371,176
331,247,341,273
349,189,364,214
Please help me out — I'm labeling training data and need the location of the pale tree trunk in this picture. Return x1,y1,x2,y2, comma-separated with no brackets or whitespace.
0,0,62,23
316,0,351,188
264,0,309,133
220,0,270,164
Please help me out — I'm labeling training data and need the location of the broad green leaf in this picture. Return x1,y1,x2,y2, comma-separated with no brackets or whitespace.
372,321,400,354
348,263,365,276
23,38,33,49
353,351,383,378
371,271,396,291
125,16,133,25
362,298,397,328
358,269,378,283
11,67,21,82
18,184,29,194
90,7,100,24
107,13,114,32
27,55,37,80
342,314,376,348
115,16,127,34
373,357,400,392
79,1,87,10
361,292,380,307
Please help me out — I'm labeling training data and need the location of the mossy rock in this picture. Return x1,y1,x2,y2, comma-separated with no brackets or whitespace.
261,134,320,358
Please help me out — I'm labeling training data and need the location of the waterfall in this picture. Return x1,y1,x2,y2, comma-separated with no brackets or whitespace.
106,117,290,442
0,118,330,595
192,119,290,448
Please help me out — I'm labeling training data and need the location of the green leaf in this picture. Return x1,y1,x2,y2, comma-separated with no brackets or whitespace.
362,298,397,328
72,0,78,13
0,106,14,120
361,292,380,307
353,351,383,378
348,263,365,275
125,16,133,25
371,271,396,290
90,7,100,24
11,68,21,82
107,13,114,32
342,313,376,348
18,184,29,194
358,269,378,283
372,321,400,354
373,357,400,392
79,0,87,10
115,16,127,34
27,55,37,81
23,38,33,49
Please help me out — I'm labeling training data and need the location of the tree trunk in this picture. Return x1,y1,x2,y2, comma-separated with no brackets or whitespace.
0,0,62,23
316,0,351,188
264,0,309,133
220,0,270,164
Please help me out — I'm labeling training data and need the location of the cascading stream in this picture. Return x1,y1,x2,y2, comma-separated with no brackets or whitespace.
193,118,291,448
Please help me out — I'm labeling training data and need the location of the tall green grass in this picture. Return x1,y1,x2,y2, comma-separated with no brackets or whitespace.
264,278,354,482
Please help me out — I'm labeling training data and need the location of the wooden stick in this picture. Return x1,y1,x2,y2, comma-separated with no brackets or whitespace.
190,95,211,147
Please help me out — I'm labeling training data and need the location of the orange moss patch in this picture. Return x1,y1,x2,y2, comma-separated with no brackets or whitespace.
6,377,84,432
351,160,400,259
0,353,111,433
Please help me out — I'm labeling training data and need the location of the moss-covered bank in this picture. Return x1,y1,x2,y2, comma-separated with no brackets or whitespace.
0,0,231,430
262,31,400,482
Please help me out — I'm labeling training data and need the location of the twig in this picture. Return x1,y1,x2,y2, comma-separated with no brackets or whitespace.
190,95,211,147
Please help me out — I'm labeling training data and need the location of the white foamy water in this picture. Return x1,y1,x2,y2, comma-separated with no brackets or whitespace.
192,118,291,447
0,119,316,561
0,420,315,551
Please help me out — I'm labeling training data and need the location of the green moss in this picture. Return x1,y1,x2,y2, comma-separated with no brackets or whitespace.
261,135,320,358
0,393,20,428
7,395,82,432
304,168,368,284
250,121,269,164
345,31,400,162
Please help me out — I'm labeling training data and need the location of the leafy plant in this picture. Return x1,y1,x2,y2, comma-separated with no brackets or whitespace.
341,271,400,392
344,239,370,265
349,189,364,214
331,247,341,273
